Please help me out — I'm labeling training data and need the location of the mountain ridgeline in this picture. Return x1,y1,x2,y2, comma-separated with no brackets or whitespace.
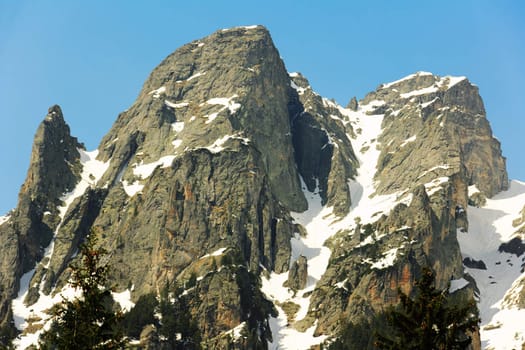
0,25,519,349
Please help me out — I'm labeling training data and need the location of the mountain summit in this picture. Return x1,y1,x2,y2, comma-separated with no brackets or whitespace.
1,26,524,349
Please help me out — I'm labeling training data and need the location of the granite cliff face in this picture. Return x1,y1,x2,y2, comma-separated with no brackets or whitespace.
1,26,523,349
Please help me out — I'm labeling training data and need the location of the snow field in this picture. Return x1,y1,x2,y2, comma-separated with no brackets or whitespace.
457,180,525,349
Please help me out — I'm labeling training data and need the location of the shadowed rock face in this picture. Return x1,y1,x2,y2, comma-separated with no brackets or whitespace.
0,29,509,349
289,73,357,216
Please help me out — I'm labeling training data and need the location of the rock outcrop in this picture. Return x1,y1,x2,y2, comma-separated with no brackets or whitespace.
0,105,84,341
364,72,507,198
287,255,308,291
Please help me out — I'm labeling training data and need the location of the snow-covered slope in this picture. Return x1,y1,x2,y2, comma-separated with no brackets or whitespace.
458,181,525,350
263,98,412,349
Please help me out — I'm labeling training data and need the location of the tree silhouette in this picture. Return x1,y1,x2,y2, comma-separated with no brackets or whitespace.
39,231,125,349
375,267,479,350
330,268,479,350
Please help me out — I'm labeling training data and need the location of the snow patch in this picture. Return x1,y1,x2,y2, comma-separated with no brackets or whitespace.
370,246,403,269
122,180,144,197
206,95,241,114
322,98,339,109
263,181,336,349
202,134,249,153
468,185,480,196
204,112,220,124
401,85,439,99
400,135,416,147
482,308,525,350
449,278,469,293
418,164,451,179
133,155,176,179
200,247,228,259
381,71,433,89
268,314,327,350
290,80,306,94
358,99,385,114
0,214,10,225
176,71,206,83
367,245,403,269
444,76,466,89
382,73,465,96
204,135,232,153
421,97,438,108
222,25,260,31
224,322,247,340
172,139,183,149
112,289,135,312
424,176,449,196
202,95,241,123
171,121,185,132
148,86,166,99
165,101,189,109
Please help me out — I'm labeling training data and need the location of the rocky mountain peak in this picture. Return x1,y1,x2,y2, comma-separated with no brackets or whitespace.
45,104,63,120
2,27,524,350
359,72,507,198
21,104,82,207
138,25,273,100
364,71,484,113
12,104,84,273
97,24,306,211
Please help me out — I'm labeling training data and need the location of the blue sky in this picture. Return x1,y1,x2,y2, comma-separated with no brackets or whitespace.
0,1,524,214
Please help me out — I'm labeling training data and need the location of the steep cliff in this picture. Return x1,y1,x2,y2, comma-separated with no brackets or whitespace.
0,105,84,342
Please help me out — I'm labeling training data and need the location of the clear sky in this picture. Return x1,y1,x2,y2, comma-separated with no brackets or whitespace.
0,1,524,214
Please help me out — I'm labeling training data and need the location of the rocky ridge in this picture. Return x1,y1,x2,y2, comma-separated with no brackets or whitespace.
0,26,523,350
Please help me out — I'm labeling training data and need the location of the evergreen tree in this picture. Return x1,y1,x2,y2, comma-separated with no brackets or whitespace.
158,281,201,349
328,317,378,350
39,231,125,350
0,310,16,350
121,293,158,339
375,267,479,350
